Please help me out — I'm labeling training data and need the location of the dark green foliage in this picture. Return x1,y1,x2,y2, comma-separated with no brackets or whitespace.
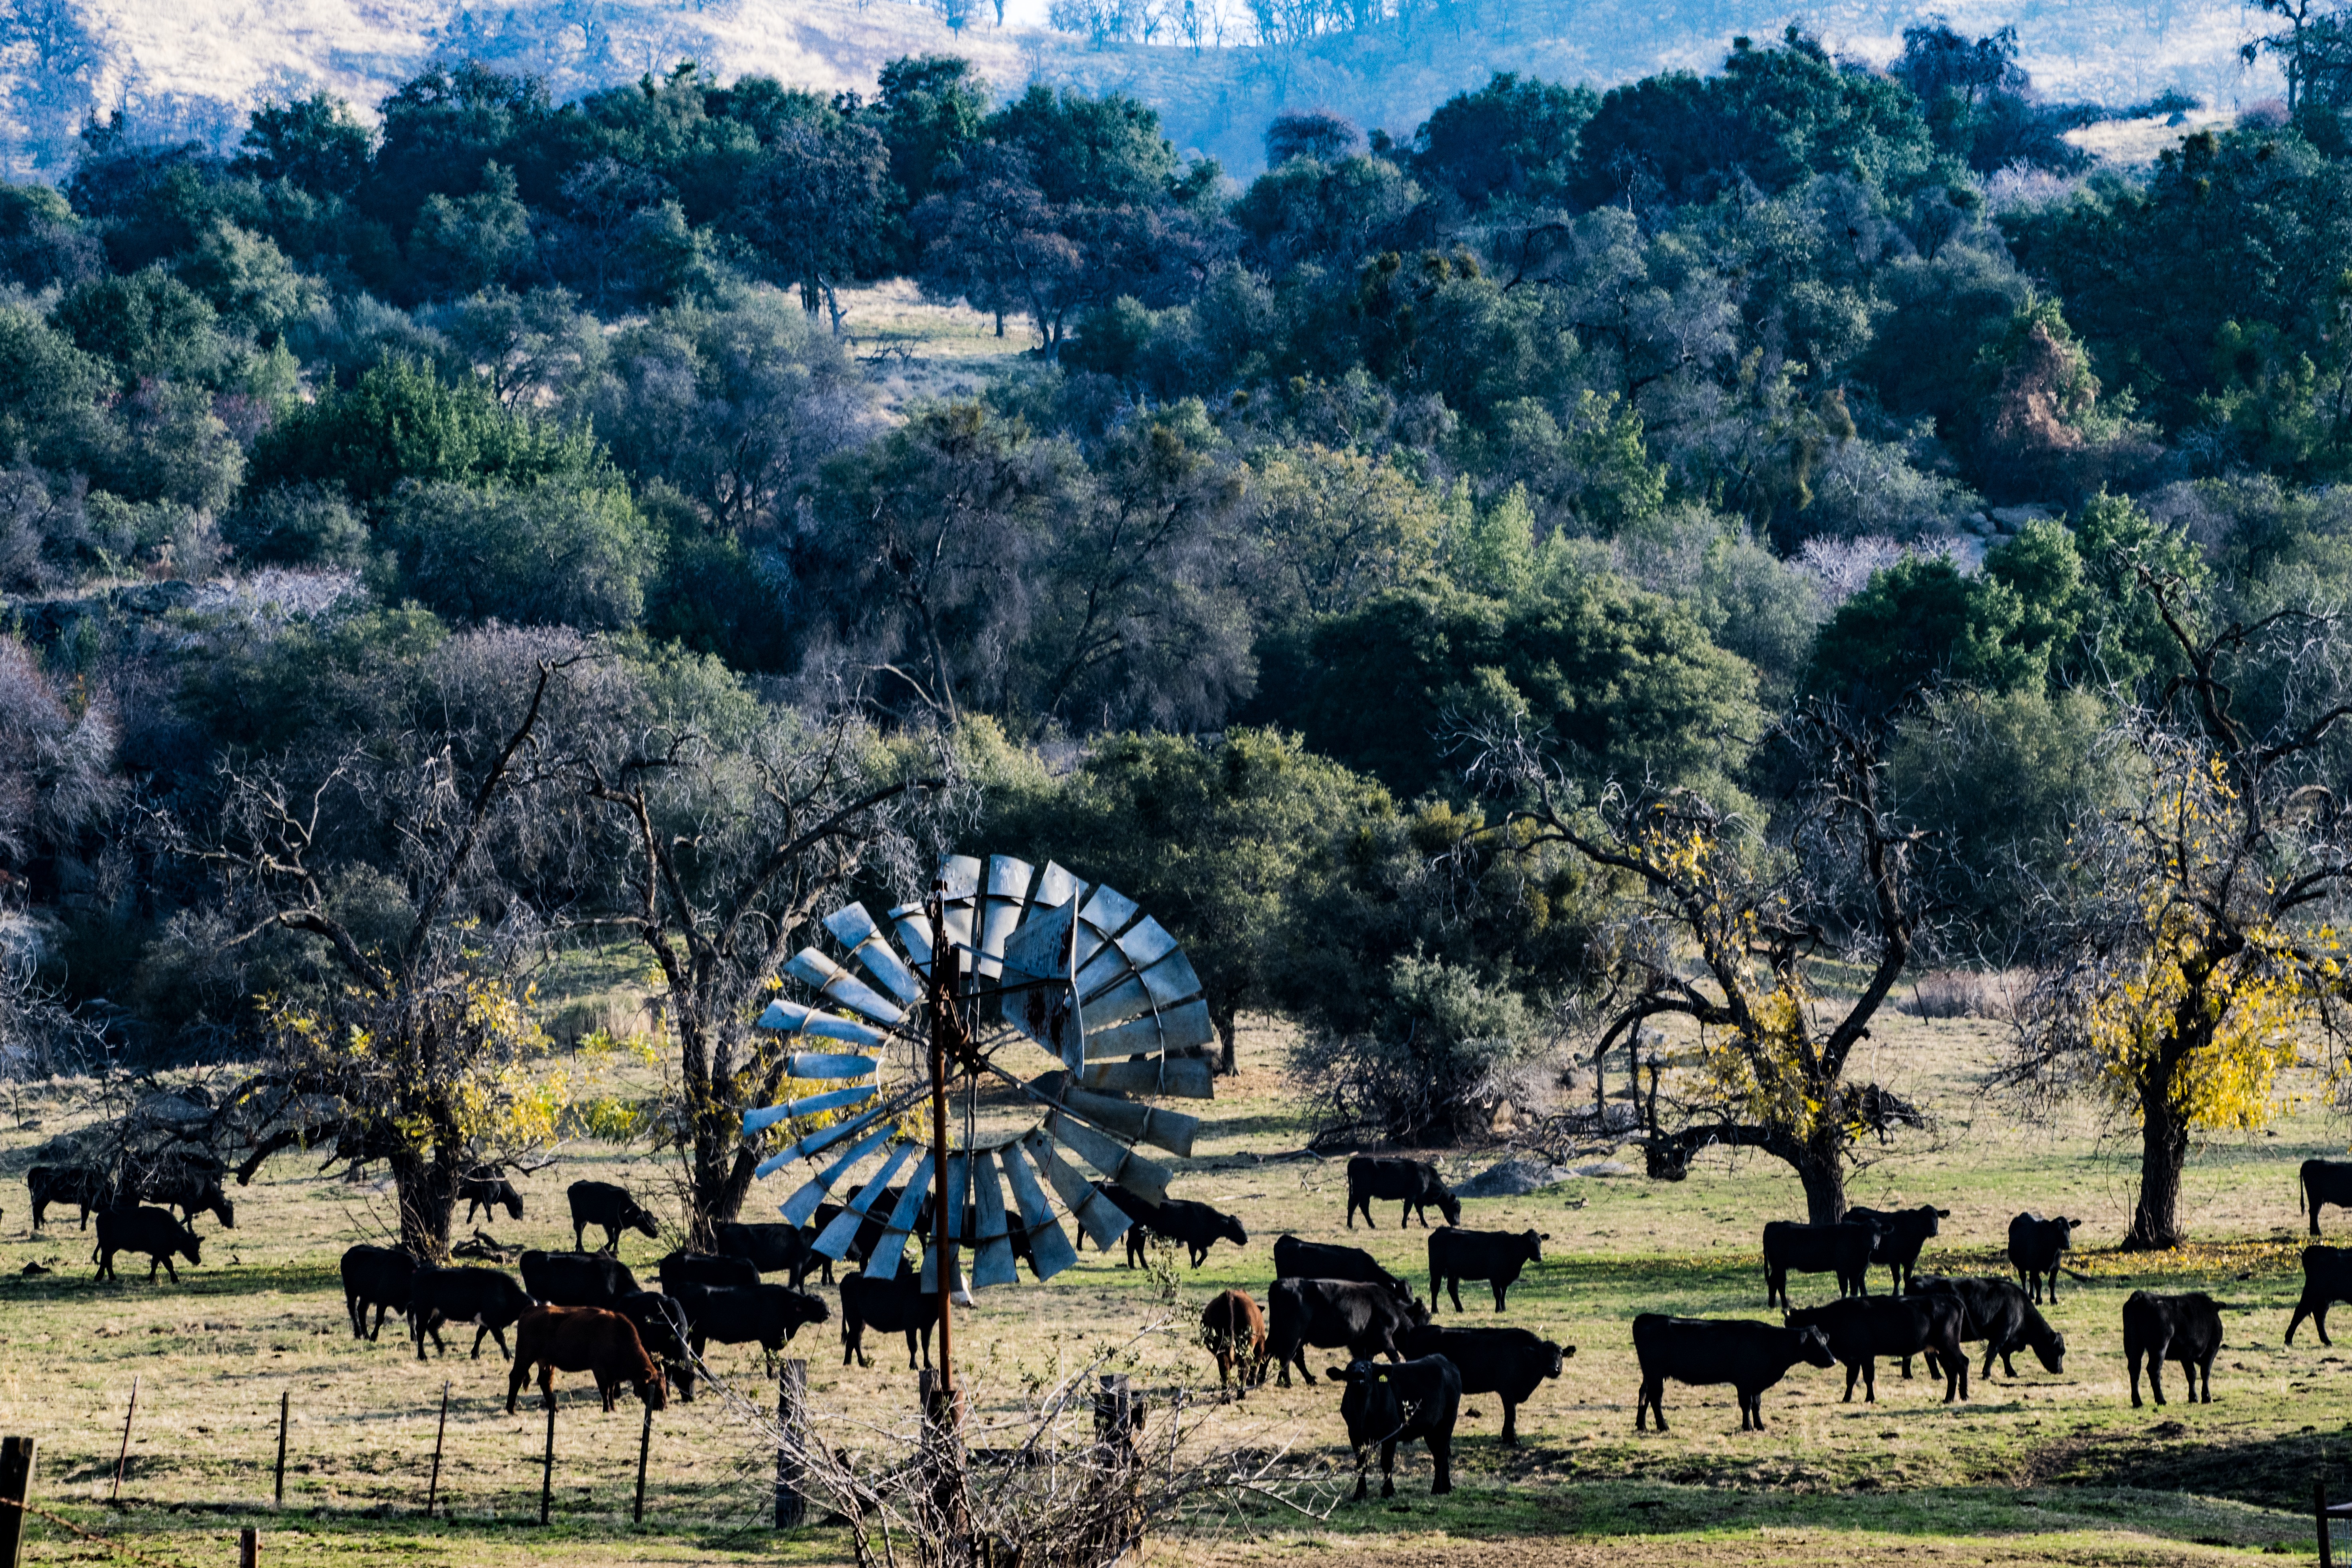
234,92,374,198
1804,553,2034,717
52,267,230,387
982,83,1179,207
1409,72,1596,210
0,179,103,289
377,477,653,629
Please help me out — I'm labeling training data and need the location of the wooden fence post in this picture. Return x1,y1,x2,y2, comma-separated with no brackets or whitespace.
424,1382,449,1519
538,1397,555,1526
774,1361,805,1528
2323,1479,2336,1568
1,1435,36,1568
633,1401,653,1525
237,1526,258,1568
109,1377,137,1504
273,1392,289,1509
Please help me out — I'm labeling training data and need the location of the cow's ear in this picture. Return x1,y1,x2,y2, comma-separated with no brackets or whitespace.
1936,1208,1951,1217
1539,1233,1552,1241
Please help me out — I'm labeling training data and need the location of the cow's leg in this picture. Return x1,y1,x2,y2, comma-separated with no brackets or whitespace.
1430,1428,1452,1494
1862,1358,1876,1403
2198,1354,2216,1403
2318,1301,2336,1347
1349,1444,1370,1502
1907,1353,1920,1380
506,1357,527,1413
1493,1281,1508,1312
1379,1438,1398,1498
1447,1279,1463,1314
1499,1398,1519,1445
1841,1362,1858,1402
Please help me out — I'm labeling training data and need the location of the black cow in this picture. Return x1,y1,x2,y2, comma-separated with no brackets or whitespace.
1397,1324,1572,1444
1844,1204,1949,1292
340,1244,415,1341
568,1180,660,1253
1265,1278,1431,1387
1761,1221,1876,1307
28,1164,113,1231
1631,1314,1837,1432
410,1266,537,1361
615,1290,696,1402
715,1221,823,1288
672,1282,828,1366
1345,1156,1463,1230
2305,1159,2352,1237
2006,1213,2080,1303
92,1206,202,1284
1910,1275,2067,1378
838,1269,939,1370
1082,1180,1164,1268
1272,1235,1415,1302
658,1249,760,1294
520,1249,640,1308
1427,1227,1548,1314
1329,1356,1460,1501
137,1167,234,1232
461,1169,524,1224
2124,1290,2222,1408
1785,1295,1970,1403
1124,1196,1249,1269
2287,1245,2352,1345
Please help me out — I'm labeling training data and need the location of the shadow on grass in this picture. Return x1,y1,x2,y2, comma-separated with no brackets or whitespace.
2023,1421,2352,1511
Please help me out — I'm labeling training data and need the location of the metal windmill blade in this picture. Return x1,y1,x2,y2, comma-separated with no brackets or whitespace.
738,852,1220,1292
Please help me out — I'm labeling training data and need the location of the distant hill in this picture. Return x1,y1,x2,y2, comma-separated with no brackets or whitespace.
0,0,2282,182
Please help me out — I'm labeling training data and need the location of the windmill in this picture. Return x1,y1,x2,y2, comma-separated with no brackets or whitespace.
739,853,1216,1393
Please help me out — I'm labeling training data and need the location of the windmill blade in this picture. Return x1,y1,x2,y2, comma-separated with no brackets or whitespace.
1083,999,1215,1062
997,1144,1078,1282
999,898,1082,1067
756,1086,919,1181
1029,1071,1199,1158
974,855,1034,981
785,1051,882,1080
968,1151,1018,1289
778,1113,904,1222
862,1160,935,1280
1042,1108,1173,1205
742,1084,876,1136
1082,1057,1216,1100
783,948,905,1027
1022,1129,1133,1251
755,999,886,1050
887,901,936,976
814,1139,923,1260
824,904,922,1007
1032,861,1084,911
936,855,981,956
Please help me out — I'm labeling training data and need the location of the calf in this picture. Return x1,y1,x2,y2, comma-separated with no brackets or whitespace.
1786,1295,1970,1403
137,1167,234,1232
1272,1235,1414,1303
1428,1227,1548,1314
2287,1244,2352,1345
1202,1289,1269,1398
507,1306,667,1414
1265,1277,1431,1387
1346,1156,1462,1230
715,1221,822,1288
28,1163,113,1231
658,1249,760,1294
615,1290,696,1402
1631,1314,1837,1432
520,1249,640,1308
461,1169,525,1224
569,1180,660,1253
2305,1159,2352,1236
1128,1197,1248,1269
838,1269,939,1370
410,1266,536,1361
673,1281,828,1366
1844,1204,1949,1292
1398,1324,1571,1444
340,1244,415,1341
1328,1356,1460,1500
2006,1213,2080,1303
1910,1275,2067,1378
1761,1221,1876,1307
92,1206,202,1284
2124,1289,2222,1408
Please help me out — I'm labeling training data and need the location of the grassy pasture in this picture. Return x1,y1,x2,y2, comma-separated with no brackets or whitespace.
2,1012,2352,1567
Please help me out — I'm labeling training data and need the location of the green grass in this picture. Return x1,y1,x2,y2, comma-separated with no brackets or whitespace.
5,1012,2352,1566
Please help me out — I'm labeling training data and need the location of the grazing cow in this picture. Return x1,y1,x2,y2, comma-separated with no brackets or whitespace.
520,1249,640,1308
137,1167,234,1232
2124,1290,2223,1408
1398,1324,1572,1445
92,1206,202,1284
340,1244,415,1341
1126,1196,1249,1269
1328,1356,1460,1501
715,1221,823,1288
615,1291,696,1402
1271,1235,1415,1302
1428,1227,1548,1314
2006,1213,2080,1303
1631,1314,1837,1432
838,1269,939,1370
1083,1180,1164,1267
1785,1295,1970,1403
461,1169,525,1225
28,1164,113,1231
507,1306,667,1414
1910,1275,2067,1378
410,1266,536,1361
658,1250,761,1294
568,1180,660,1253
1265,1278,1431,1387
2304,1159,2352,1237
2287,1245,2352,1345
672,1282,828,1366
1345,1157,1463,1230
1202,1289,1270,1398
1844,1204,1949,1293
1761,1221,1877,1307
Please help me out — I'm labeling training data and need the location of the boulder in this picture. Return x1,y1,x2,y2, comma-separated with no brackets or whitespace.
1455,1157,1575,1198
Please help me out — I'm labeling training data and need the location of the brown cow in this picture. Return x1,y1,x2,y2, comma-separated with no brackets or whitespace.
506,1306,668,1415
1203,1288,1269,1399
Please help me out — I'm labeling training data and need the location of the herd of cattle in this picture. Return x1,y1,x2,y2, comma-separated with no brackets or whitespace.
37,1148,2352,1501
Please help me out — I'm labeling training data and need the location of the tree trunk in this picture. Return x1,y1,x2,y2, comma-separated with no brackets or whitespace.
2125,1094,2190,1251
1796,1128,1847,1225
1214,1007,1237,1075
392,1148,458,1261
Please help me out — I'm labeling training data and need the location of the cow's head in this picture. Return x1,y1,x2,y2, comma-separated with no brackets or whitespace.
1219,1211,1249,1247
179,1227,204,1266
2052,1217,2081,1243
1520,1230,1550,1262
1545,1342,1575,1379
1403,1298,1433,1328
1326,1359,1400,1426
2034,1330,2067,1375
786,1290,831,1332
1435,1186,1464,1226
629,1205,661,1239
1793,1326,1837,1368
